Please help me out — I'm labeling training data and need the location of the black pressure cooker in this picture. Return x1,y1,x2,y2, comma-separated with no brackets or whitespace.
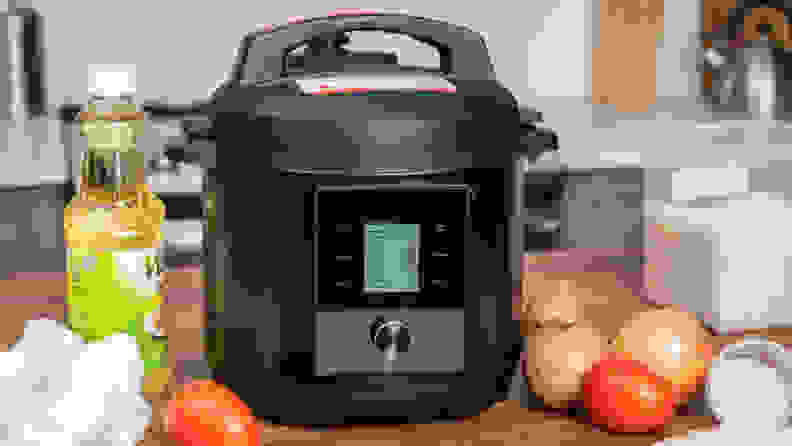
189,11,561,425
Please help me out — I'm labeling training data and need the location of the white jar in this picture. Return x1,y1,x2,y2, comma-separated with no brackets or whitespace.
707,338,792,432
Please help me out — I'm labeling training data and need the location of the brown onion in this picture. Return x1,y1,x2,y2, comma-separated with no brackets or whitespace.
523,323,609,409
613,306,715,405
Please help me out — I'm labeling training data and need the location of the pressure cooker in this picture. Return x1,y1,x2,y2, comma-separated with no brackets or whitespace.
189,10,561,425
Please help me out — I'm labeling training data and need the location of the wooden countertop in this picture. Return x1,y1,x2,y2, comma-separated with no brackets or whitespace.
248,402,719,446
0,269,205,357
191,327,792,446
3,269,792,445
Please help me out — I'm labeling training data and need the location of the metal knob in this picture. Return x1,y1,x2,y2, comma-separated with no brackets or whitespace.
369,316,411,359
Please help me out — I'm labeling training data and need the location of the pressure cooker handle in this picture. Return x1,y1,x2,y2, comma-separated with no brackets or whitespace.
240,12,495,81
520,121,563,254
284,14,454,52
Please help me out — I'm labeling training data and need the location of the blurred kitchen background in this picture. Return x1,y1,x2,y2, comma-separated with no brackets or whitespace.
0,0,595,277
4,0,792,336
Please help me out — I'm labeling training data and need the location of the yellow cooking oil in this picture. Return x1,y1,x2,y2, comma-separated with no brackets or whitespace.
64,96,170,397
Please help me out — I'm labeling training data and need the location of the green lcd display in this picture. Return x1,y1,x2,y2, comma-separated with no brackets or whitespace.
364,223,420,293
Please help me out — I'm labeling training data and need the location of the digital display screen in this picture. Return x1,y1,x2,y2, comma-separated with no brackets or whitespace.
364,223,420,293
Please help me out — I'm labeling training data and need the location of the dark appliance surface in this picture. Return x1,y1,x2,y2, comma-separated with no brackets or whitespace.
202,11,560,426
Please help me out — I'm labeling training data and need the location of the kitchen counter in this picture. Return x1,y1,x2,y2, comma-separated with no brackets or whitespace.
245,401,719,446
524,96,792,170
4,266,792,444
0,267,205,376
239,322,791,446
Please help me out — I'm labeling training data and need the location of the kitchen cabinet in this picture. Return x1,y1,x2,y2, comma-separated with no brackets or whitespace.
562,168,644,256
521,167,644,258
592,0,664,112
0,183,67,278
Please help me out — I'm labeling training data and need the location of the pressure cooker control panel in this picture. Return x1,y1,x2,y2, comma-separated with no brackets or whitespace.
315,309,465,376
314,183,470,308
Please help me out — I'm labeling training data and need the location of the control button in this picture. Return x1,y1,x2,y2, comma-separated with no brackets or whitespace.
335,280,354,289
335,255,354,262
430,251,449,258
430,279,449,289
335,223,354,233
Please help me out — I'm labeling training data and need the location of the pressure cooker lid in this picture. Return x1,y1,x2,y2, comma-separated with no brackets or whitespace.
207,72,521,173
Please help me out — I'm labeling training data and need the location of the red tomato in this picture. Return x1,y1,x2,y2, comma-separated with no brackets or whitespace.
165,379,260,446
582,353,676,433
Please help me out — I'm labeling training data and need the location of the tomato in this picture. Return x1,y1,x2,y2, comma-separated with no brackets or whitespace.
582,353,676,433
165,379,260,446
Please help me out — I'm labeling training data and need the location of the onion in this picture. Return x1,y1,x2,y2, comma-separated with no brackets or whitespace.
523,323,609,408
613,307,714,405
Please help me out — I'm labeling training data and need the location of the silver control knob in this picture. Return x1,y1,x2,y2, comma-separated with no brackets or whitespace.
369,316,411,358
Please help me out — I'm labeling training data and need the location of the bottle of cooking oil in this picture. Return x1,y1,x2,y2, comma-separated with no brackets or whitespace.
63,93,170,398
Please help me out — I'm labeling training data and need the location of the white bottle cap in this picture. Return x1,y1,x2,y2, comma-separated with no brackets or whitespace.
87,64,137,98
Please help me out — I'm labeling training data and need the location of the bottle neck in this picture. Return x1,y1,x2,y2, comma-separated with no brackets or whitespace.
80,95,144,121
76,96,149,207
77,149,149,207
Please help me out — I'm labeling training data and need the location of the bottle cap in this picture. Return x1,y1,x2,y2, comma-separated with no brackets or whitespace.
88,65,137,99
